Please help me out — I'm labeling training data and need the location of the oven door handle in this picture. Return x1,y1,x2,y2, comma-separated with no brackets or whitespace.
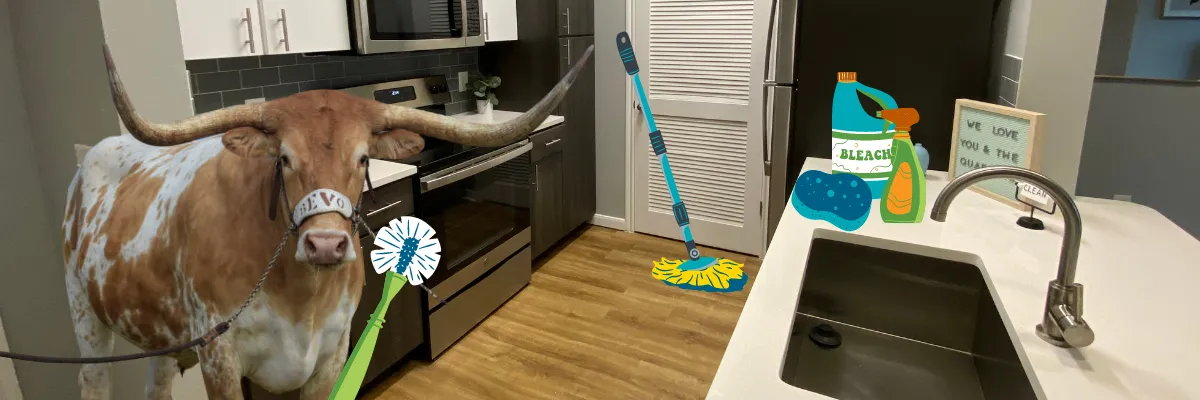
420,142,533,192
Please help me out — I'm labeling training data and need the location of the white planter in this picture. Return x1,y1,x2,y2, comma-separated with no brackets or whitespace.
476,100,493,116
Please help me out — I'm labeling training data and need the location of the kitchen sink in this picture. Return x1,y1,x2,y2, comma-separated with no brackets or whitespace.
781,234,1040,400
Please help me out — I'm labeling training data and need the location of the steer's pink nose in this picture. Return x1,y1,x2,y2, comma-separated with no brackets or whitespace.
303,231,349,265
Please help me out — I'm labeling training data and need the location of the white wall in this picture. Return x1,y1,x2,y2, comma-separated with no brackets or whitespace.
97,0,195,125
1017,0,1107,195
593,0,629,223
1003,0,1031,57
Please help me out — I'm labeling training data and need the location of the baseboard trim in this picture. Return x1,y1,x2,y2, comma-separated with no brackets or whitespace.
590,214,628,231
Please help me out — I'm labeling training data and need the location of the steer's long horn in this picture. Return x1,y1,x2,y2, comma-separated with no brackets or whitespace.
381,45,595,147
103,45,264,146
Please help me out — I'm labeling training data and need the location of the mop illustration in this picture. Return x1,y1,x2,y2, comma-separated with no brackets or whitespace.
617,32,748,293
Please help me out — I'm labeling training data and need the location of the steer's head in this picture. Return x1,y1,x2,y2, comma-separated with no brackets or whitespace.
101,44,593,267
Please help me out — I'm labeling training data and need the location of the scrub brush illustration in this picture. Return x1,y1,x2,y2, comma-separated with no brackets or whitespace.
330,217,440,399
617,32,748,293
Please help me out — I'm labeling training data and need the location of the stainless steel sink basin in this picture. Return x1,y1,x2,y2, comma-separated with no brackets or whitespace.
781,235,1040,400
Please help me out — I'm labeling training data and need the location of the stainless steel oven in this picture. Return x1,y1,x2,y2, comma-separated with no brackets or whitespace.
415,140,533,357
343,76,533,358
351,0,484,54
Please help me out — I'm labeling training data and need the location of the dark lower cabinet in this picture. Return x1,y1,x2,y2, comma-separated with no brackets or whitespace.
483,1,595,259
558,35,597,232
532,128,566,258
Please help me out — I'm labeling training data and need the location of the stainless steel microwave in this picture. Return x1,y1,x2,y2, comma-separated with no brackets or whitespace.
351,0,484,54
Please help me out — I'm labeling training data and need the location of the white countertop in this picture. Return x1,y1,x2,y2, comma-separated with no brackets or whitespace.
364,159,417,192
709,157,1200,400
365,110,564,191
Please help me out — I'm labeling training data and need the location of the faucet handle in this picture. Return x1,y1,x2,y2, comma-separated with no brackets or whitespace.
1049,304,1095,347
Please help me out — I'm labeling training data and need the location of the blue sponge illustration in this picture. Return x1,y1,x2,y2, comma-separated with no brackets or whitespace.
791,170,873,231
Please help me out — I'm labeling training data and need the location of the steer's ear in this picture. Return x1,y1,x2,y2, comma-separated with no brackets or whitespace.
222,127,278,158
369,129,425,160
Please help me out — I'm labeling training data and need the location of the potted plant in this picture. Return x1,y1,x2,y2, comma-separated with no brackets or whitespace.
471,74,501,116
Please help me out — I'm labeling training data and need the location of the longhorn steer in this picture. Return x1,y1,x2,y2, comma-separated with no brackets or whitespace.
62,44,593,400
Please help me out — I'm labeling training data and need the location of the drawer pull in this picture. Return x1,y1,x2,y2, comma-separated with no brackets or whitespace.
544,138,562,146
366,200,405,217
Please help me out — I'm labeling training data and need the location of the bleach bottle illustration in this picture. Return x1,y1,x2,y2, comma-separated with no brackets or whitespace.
832,72,898,199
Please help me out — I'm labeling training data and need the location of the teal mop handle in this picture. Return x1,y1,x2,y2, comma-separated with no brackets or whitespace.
617,32,701,261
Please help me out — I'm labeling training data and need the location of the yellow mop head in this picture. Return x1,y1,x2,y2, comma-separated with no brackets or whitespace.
651,257,748,292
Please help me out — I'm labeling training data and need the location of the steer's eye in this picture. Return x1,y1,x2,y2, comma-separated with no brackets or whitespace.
359,155,369,167
280,155,291,168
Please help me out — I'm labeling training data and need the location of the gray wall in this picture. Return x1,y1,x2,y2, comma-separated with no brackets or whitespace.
4,0,196,397
1095,0,1139,76
0,1,81,399
987,0,1029,108
1015,0,1106,195
1125,0,1200,80
1077,79,1200,237
593,1,627,222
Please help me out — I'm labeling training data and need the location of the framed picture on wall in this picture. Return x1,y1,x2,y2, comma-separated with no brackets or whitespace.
1163,0,1200,18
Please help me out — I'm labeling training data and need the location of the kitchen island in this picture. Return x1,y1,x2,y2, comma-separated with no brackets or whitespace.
709,157,1200,399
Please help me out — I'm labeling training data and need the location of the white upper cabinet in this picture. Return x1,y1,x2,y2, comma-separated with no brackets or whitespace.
176,0,263,60
176,0,351,60
483,0,518,42
260,0,351,55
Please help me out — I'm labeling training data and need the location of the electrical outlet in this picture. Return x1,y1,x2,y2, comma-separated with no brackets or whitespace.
458,71,469,91
1114,194,1133,202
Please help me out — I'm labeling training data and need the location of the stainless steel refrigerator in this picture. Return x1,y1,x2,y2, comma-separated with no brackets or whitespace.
762,0,1000,242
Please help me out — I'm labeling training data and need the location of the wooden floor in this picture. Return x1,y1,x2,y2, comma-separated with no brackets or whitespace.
364,226,762,400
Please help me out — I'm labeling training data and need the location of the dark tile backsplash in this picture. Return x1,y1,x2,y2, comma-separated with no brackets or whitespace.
186,48,481,114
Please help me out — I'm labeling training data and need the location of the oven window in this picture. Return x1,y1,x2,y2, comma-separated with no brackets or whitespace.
417,153,531,289
368,0,462,40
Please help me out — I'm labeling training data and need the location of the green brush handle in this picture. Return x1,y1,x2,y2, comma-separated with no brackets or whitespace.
329,271,407,400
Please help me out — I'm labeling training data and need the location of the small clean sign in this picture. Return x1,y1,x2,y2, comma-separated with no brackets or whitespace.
1016,182,1055,211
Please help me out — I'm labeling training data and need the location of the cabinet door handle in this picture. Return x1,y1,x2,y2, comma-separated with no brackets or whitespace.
242,8,256,54
365,199,404,218
483,12,489,40
563,42,571,69
278,9,291,51
563,7,570,34
545,138,562,146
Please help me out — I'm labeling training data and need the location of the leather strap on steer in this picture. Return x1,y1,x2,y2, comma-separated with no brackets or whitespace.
293,189,354,227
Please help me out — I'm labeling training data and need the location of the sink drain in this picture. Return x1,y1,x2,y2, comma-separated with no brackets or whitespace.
809,323,842,349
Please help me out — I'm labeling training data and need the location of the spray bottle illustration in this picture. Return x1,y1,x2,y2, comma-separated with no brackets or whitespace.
876,108,926,223
617,32,747,292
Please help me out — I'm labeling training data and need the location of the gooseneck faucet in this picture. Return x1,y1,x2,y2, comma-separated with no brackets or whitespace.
930,166,1095,348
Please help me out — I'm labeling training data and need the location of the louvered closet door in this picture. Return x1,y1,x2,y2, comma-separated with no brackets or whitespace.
632,0,770,256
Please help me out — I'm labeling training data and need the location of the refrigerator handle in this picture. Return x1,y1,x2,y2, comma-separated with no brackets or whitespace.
762,86,794,171
761,85,774,170
764,0,799,84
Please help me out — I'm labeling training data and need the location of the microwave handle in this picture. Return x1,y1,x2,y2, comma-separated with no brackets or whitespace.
420,142,532,192
461,0,469,36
